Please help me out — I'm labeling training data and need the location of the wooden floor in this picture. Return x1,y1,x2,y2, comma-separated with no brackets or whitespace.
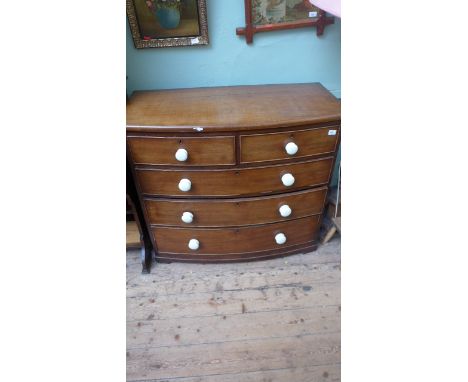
127,237,341,382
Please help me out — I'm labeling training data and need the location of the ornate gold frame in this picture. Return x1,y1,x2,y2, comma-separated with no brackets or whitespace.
126,0,209,48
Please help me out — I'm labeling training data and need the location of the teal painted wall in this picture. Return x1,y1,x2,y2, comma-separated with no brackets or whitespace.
126,1,340,96
126,1,341,184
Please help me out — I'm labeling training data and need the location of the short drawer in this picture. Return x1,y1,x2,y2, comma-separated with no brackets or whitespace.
240,126,339,164
145,187,327,227
127,135,236,166
137,157,334,197
152,216,320,255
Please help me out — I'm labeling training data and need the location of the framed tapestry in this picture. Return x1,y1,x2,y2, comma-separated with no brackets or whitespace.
236,0,334,44
127,0,209,48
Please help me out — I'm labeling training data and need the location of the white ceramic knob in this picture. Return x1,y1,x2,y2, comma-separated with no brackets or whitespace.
188,238,199,250
275,233,287,245
181,211,194,224
279,204,292,217
175,148,188,162
281,173,295,187
285,142,298,155
178,178,191,192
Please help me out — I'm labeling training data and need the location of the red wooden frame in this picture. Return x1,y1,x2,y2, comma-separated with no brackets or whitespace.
236,0,334,44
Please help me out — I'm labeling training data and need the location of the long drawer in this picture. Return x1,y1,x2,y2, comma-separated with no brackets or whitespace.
240,126,339,163
145,187,327,227
152,216,320,255
127,135,236,166
137,157,334,197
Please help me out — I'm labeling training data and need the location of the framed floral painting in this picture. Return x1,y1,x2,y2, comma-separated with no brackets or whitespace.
236,0,334,44
127,0,208,48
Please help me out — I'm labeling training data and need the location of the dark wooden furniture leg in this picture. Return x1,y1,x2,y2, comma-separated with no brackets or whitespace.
127,159,154,273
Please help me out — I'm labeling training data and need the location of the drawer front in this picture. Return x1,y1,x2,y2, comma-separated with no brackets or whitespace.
240,126,339,164
153,216,320,255
145,187,327,227
127,136,236,166
137,157,333,197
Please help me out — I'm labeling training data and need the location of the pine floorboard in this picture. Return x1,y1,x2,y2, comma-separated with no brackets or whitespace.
127,237,341,382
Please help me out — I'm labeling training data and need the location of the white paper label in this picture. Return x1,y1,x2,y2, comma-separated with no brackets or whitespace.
309,11,318,17
328,130,337,136
191,37,199,44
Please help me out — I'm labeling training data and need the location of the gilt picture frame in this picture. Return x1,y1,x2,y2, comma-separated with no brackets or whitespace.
127,0,209,48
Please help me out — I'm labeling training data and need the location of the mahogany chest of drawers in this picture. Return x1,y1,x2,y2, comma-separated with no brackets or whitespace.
126,83,340,263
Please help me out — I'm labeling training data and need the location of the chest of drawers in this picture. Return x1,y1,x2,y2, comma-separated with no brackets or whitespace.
126,83,340,263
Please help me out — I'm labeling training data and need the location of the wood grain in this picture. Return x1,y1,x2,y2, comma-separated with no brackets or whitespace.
127,282,339,321
126,84,340,132
127,135,236,166
155,243,318,263
137,157,334,197
127,83,341,264
126,238,341,382
127,332,340,381
126,240,340,273
152,216,320,256
240,126,339,163
127,305,340,349
127,261,339,299
129,364,340,382
145,187,327,227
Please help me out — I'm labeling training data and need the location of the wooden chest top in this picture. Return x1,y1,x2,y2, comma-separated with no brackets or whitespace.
126,83,340,132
